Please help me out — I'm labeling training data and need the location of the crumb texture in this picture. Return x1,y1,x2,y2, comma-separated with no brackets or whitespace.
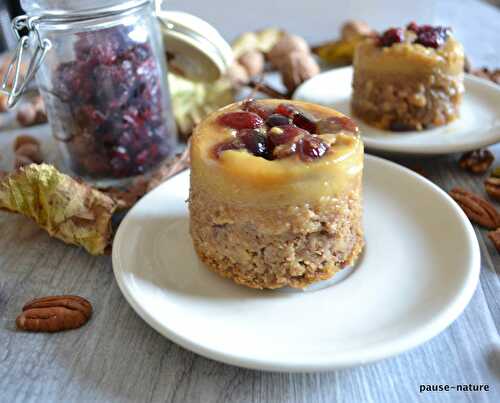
351,71,463,131
189,179,363,289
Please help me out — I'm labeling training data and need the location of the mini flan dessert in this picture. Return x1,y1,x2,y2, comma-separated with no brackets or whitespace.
189,99,364,289
352,22,464,131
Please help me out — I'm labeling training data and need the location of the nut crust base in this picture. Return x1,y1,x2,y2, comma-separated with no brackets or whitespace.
189,183,364,289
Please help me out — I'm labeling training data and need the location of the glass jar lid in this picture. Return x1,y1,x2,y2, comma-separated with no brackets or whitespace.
157,11,233,83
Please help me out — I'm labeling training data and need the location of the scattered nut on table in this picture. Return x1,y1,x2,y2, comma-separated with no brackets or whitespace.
268,33,310,69
458,149,494,174
484,176,500,201
279,50,320,93
238,50,265,77
449,187,500,229
16,295,92,333
226,62,250,87
12,135,43,168
16,96,48,127
488,228,500,252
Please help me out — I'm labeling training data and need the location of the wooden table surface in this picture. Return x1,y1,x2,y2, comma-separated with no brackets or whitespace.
1,1,500,402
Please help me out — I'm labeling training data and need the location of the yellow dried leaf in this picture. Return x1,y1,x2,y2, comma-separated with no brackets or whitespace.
232,28,283,58
313,37,367,66
0,164,116,255
169,72,234,139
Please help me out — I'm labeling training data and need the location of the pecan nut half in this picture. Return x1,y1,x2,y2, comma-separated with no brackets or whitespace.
449,188,500,229
16,295,92,333
488,228,500,252
485,177,500,202
459,149,494,174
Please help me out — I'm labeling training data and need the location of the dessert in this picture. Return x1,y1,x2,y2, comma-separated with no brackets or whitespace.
351,22,465,131
189,99,364,289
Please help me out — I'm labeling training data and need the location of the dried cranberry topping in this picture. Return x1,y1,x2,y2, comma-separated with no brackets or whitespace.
406,21,419,32
378,28,404,47
266,114,291,128
213,139,245,158
218,111,264,129
292,111,317,133
241,99,273,120
238,130,271,159
275,103,298,118
414,26,450,48
267,125,306,146
388,22,450,49
299,135,329,161
214,101,351,162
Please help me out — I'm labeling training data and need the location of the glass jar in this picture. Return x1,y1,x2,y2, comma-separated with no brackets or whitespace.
7,0,177,185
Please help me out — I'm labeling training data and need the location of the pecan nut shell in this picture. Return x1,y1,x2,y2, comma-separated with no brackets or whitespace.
449,188,500,229
16,295,92,333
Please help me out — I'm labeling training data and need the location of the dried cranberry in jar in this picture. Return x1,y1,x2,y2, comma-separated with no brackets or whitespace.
50,23,175,181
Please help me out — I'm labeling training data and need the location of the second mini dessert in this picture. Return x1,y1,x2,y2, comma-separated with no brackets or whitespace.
189,99,364,289
352,22,464,131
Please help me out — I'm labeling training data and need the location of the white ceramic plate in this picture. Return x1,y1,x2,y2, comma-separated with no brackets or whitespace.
112,155,480,372
293,66,500,155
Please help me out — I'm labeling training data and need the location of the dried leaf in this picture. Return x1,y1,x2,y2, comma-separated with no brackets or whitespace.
169,72,234,139
313,38,362,66
232,28,283,58
0,164,116,255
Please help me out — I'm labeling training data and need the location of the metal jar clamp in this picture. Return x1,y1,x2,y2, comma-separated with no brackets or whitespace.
0,15,51,108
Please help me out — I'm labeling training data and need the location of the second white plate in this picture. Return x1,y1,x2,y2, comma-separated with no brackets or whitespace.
112,155,480,372
293,66,500,155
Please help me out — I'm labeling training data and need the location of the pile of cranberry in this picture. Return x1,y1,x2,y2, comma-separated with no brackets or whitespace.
53,26,173,178
378,22,451,49
214,100,357,162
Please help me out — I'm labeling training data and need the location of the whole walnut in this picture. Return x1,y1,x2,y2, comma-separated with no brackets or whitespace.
280,50,320,93
268,33,310,69
341,20,374,41
12,134,43,168
226,62,250,87
238,50,265,77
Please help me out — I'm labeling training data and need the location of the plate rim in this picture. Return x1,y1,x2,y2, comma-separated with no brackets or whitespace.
112,154,481,372
293,66,500,155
